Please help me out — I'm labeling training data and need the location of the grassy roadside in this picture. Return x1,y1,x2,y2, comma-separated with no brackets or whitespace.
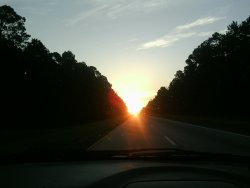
150,114,250,136
0,116,128,155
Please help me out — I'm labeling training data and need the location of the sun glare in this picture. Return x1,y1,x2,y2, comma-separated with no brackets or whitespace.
111,70,155,115
127,102,141,115
122,93,144,115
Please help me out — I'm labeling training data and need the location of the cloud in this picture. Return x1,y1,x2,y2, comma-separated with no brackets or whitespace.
176,16,225,31
106,1,137,19
137,15,226,50
137,39,169,50
65,5,108,26
137,32,195,50
65,0,170,25
197,31,214,37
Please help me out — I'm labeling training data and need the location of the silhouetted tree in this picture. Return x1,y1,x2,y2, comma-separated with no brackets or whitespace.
0,5,128,129
144,15,250,119
0,5,30,48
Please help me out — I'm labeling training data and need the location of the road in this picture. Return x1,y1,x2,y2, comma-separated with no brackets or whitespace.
89,115,250,155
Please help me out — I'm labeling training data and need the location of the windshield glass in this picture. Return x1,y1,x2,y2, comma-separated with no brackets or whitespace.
1,0,250,160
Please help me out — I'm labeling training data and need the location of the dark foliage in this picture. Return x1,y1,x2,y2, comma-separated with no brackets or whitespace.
143,16,250,119
0,5,127,129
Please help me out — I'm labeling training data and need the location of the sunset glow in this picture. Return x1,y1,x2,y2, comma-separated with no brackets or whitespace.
111,71,154,115
123,93,144,115
9,0,250,119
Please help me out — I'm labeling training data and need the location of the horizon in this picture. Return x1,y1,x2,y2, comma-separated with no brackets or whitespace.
1,0,250,112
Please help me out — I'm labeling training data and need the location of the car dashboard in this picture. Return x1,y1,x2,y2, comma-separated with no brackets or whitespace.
1,159,250,188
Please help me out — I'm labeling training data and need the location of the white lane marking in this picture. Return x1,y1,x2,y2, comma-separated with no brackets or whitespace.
164,136,177,146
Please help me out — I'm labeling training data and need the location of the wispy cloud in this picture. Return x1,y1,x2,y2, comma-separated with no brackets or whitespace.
137,32,195,50
137,16,226,50
176,16,225,31
65,0,169,25
66,5,108,26
197,31,213,37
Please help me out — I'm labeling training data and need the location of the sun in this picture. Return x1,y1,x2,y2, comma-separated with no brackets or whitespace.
127,101,141,115
110,71,154,116
122,93,144,115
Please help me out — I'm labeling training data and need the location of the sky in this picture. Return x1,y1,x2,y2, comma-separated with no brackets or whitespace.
1,0,250,112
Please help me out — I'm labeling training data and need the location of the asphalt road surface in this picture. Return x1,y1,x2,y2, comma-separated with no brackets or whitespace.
89,115,250,155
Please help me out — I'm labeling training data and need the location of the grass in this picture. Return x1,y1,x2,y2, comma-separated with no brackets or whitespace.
0,116,127,155
153,114,250,136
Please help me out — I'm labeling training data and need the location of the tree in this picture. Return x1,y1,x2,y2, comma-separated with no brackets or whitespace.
1,5,128,129
0,5,30,48
25,39,50,59
144,15,250,119
61,51,77,69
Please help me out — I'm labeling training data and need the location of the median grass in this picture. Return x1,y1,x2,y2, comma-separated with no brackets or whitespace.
0,116,127,155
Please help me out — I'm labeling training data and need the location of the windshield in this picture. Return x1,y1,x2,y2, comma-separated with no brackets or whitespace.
1,0,250,161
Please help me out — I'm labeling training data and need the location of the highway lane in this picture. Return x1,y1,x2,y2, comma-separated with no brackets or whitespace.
89,115,250,155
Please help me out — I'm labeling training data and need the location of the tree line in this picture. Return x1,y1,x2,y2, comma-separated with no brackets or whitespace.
143,15,250,119
0,5,128,128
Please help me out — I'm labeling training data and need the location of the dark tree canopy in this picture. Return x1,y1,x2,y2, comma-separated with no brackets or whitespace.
0,5,30,48
0,5,128,129
143,15,250,119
